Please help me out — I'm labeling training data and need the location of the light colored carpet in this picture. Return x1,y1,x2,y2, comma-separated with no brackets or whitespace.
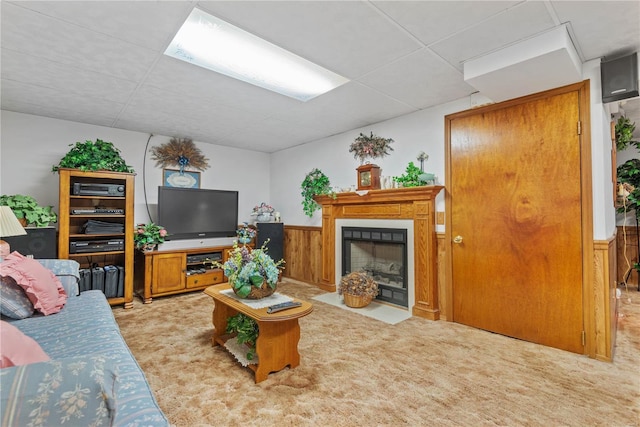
113,280,640,427
312,292,412,325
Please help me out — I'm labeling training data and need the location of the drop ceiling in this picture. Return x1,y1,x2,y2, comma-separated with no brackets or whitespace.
1,1,639,152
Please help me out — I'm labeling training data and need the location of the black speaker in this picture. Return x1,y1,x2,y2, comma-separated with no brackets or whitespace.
256,223,284,264
601,52,639,103
3,227,57,259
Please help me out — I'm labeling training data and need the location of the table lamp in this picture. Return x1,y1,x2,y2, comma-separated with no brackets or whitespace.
0,206,27,258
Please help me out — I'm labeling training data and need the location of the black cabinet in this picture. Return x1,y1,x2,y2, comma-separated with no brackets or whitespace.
256,223,284,262
4,227,57,258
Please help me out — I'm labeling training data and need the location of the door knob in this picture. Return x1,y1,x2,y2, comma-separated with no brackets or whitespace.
453,235,463,244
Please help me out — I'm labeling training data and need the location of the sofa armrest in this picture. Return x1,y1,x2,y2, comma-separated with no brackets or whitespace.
37,259,80,296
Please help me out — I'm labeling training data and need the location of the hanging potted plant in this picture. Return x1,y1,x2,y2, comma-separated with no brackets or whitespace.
300,168,335,217
52,139,134,173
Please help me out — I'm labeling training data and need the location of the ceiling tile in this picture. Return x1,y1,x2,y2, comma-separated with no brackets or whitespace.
8,0,193,51
358,48,477,109
1,2,158,81
372,1,520,45
430,1,556,70
551,1,640,61
1,50,138,103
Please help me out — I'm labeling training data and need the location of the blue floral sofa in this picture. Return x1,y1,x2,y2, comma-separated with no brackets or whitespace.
0,259,169,426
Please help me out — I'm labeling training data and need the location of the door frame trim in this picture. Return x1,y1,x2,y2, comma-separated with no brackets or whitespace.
443,80,595,357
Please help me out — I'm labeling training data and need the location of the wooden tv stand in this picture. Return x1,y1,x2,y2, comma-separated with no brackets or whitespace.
134,244,239,303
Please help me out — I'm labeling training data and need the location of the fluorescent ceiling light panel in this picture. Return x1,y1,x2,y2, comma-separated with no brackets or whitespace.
165,8,349,101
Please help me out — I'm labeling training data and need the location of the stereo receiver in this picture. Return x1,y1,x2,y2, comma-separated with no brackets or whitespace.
73,183,125,197
69,239,124,254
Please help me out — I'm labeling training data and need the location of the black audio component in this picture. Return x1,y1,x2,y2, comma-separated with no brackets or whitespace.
186,252,222,264
72,208,124,214
73,182,125,197
69,239,124,254
601,52,639,103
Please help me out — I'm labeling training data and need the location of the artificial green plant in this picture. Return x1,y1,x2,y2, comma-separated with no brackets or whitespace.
0,194,57,227
52,139,134,173
226,313,259,360
301,168,335,217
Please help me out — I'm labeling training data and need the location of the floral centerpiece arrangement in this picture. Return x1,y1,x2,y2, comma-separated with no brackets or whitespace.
134,222,167,251
251,202,275,222
338,271,379,308
349,131,394,164
236,222,257,244
217,241,285,299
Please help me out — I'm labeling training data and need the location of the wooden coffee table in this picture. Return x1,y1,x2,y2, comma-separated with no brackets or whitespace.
204,283,313,383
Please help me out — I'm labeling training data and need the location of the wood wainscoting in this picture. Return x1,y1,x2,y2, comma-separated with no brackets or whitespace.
282,225,322,286
593,235,618,362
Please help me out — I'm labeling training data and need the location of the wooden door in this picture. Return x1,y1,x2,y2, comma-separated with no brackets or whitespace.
448,88,584,353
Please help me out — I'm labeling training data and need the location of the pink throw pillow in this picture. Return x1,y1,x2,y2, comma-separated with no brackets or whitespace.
0,320,49,368
1,252,67,315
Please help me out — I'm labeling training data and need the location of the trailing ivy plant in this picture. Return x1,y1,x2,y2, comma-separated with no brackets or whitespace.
301,168,335,217
226,313,259,360
52,139,134,173
0,194,57,227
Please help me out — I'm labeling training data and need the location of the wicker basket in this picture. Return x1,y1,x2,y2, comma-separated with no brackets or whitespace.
343,293,373,308
232,280,276,299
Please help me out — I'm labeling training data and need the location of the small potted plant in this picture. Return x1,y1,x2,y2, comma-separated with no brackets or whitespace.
300,168,335,217
338,271,379,308
236,222,257,244
0,194,57,227
134,222,167,251
217,241,285,299
52,139,134,173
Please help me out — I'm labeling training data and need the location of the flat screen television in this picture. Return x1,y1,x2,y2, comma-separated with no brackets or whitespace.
157,186,239,240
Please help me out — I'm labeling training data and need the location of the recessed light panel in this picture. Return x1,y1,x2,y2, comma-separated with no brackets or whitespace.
165,8,349,102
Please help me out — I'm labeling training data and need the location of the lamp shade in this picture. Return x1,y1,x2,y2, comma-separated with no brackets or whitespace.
0,206,27,238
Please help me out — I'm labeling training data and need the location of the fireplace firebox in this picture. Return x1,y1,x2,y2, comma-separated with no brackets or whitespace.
342,227,408,307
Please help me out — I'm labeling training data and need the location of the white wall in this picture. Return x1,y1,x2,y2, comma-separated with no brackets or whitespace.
583,59,617,239
0,111,271,227
269,95,492,228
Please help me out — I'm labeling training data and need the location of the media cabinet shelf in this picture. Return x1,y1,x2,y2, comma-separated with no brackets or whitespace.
58,169,135,309
134,244,243,303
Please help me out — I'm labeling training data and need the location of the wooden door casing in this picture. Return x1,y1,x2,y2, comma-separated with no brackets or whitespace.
446,84,587,354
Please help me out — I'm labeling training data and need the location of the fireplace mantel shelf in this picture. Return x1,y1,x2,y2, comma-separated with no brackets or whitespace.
315,185,444,320
315,186,444,208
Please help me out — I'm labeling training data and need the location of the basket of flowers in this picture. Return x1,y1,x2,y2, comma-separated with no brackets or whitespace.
338,271,379,308
217,241,285,299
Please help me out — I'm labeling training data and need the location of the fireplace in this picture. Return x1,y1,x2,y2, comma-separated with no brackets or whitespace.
342,227,408,307
314,186,444,320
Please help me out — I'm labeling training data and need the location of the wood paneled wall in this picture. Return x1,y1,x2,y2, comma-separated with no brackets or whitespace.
616,226,638,286
282,225,322,285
